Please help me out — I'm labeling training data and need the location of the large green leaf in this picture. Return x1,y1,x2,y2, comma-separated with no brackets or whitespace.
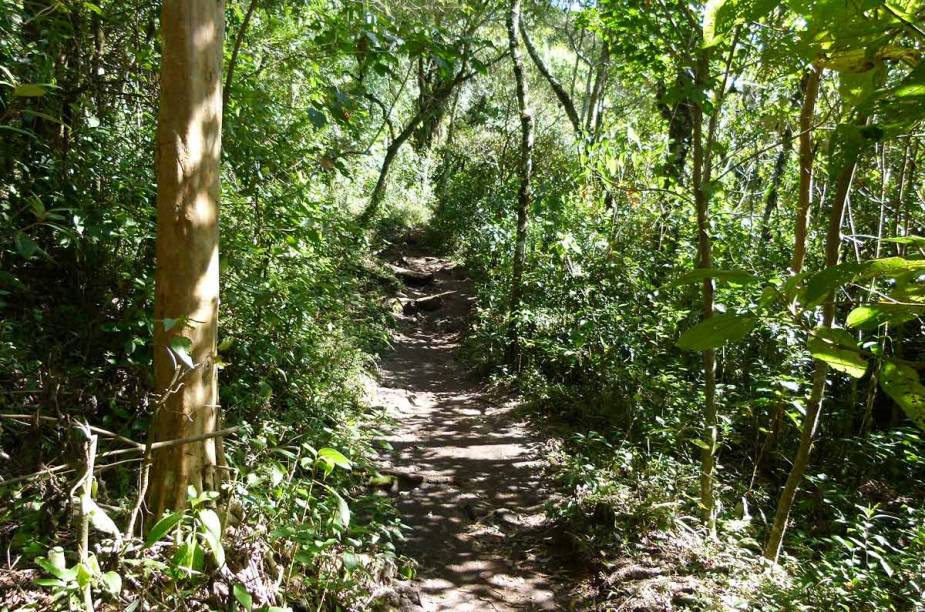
859,257,925,279
803,262,863,306
13,83,46,97
197,509,222,538
846,303,923,330
883,235,925,248
200,529,225,567
100,571,121,595
676,313,756,351
233,584,253,611
145,511,184,546
880,361,925,431
172,540,204,573
317,447,352,471
807,328,868,378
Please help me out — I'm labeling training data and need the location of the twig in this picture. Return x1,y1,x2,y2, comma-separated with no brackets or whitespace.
0,427,240,488
0,414,142,449
74,422,97,612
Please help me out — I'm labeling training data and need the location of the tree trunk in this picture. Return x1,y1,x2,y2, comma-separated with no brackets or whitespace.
759,123,793,241
790,65,822,274
691,48,718,536
764,138,862,563
519,15,582,138
507,0,534,361
147,0,225,520
360,70,470,223
584,41,609,135
223,0,258,111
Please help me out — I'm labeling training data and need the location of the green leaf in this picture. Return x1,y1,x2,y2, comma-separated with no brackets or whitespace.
200,529,225,567
342,551,362,570
100,571,121,595
196,509,222,539
270,463,286,487
883,235,925,248
846,303,922,330
14,232,42,259
859,257,925,279
803,263,863,306
35,551,75,581
318,482,351,527
168,335,195,369
233,583,254,611
83,497,120,536
666,268,760,288
146,511,184,546
676,313,756,351
172,541,204,573
317,447,352,471
807,328,867,378
13,83,46,97
76,562,93,588
880,361,925,431
336,494,351,527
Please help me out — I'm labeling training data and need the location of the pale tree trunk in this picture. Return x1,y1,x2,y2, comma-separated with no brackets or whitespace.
519,14,582,138
691,30,739,535
584,41,609,135
790,65,822,274
507,0,534,361
148,0,225,520
764,135,862,562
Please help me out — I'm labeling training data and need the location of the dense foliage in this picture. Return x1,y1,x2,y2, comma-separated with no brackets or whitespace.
1,0,924,609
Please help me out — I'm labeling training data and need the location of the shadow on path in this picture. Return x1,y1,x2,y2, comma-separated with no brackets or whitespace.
374,248,577,611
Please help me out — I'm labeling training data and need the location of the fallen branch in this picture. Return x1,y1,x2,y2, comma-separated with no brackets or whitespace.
386,263,434,286
402,291,457,314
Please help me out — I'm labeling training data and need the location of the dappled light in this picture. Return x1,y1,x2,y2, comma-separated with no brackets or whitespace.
375,252,575,610
1,0,924,610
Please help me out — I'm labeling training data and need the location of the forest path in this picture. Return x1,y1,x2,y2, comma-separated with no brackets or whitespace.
374,244,572,611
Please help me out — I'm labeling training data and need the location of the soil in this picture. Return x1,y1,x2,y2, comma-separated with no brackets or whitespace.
374,248,579,611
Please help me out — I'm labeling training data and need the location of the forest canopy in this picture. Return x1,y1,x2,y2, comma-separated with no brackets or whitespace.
1,0,924,609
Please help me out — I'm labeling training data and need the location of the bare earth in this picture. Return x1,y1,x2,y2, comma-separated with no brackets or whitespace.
374,251,572,611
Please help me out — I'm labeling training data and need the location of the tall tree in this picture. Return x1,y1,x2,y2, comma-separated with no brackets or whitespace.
519,13,583,139
790,65,822,274
764,120,864,562
506,0,534,361
147,0,226,519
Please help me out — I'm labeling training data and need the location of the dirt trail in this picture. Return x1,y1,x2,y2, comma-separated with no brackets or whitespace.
375,248,570,611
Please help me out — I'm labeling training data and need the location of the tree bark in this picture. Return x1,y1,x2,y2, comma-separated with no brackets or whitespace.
148,0,225,519
691,48,718,536
790,65,822,274
584,41,609,134
764,137,862,563
360,69,472,223
223,0,258,111
519,14,582,138
759,123,793,241
507,0,534,361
